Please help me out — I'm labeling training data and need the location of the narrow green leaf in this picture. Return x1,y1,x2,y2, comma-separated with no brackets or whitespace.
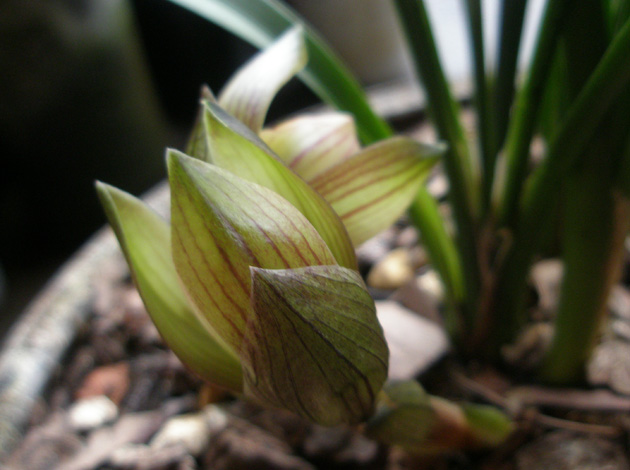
165,0,392,144
95,182,243,391
244,265,389,425
463,0,496,212
309,137,443,246
497,0,573,228
492,15,630,350
260,112,361,182
201,100,358,269
218,27,307,133
493,0,528,151
392,0,478,212
168,151,337,353
408,186,465,335
393,0,482,320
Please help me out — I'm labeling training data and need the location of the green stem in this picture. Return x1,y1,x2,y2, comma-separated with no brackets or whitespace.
409,186,465,338
393,0,481,323
493,0,528,152
491,14,630,353
463,0,496,214
540,2,630,382
497,0,572,228
540,166,628,383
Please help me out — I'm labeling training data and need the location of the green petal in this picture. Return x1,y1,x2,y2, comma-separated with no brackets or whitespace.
243,265,389,426
186,85,217,161
310,137,444,246
218,26,307,133
95,182,243,391
201,100,357,269
168,151,337,353
260,112,361,182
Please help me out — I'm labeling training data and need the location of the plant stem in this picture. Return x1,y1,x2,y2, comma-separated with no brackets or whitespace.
463,0,496,215
393,0,481,324
540,167,630,383
540,1,630,382
490,14,630,353
409,186,465,338
493,0,528,153
497,0,572,228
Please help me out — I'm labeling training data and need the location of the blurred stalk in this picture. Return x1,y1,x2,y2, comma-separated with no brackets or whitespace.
497,0,571,228
489,13,630,355
393,0,481,327
492,0,528,154
540,1,630,382
409,186,465,338
462,0,495,214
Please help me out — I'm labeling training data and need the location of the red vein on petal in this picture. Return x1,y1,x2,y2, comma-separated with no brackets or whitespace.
280,280,388,369
214,181,306,267
172,220,244,339
323,159,420,204
278,296,373,414
173,184,249,326
265,278,376,406
339,166,423,221
310,146,406,193
223,176,330,267
290,121,354,169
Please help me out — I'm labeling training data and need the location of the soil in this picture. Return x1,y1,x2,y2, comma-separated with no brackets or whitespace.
5,209,630,469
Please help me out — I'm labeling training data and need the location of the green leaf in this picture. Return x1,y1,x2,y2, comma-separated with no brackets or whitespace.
392,0,482,319
244,265,389,425
408,187,465,335
309,137,444,246
260,112,361,182
165,0,392,144
201,100,357,269
168,151,337,353
366,380,435,448
95,182,243,391
218,27,307,133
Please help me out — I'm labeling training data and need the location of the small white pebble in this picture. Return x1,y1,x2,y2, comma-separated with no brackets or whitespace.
417,270,444,300
68,395,118,432
367,247,416,290
150,406,228,457
202,404,229,433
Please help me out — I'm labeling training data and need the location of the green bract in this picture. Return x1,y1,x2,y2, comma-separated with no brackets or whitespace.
97,28,441,426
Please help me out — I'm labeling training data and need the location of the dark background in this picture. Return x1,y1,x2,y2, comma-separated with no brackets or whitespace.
0,0,319,338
